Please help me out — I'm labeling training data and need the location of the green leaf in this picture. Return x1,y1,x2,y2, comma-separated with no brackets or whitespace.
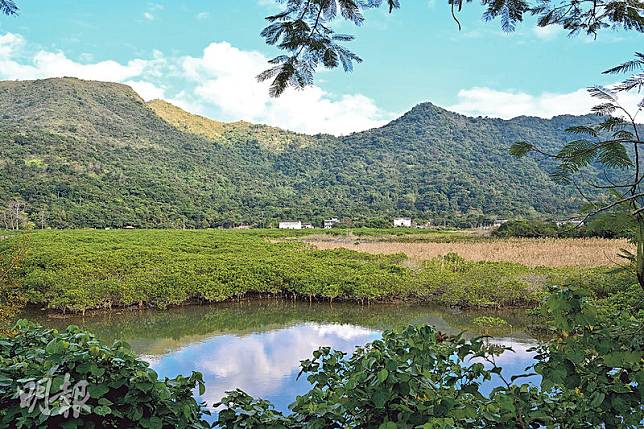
89,365,106,377
97,398,113,406
509,141,533,157
45,339,63,354
148,416,163,429
88,384,110,399
604,351,641,368
372,390,389,408
589,392,605,408
93,405,112,416
377,368,389,383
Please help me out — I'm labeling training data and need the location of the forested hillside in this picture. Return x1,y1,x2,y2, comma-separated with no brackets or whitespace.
0,77,591,228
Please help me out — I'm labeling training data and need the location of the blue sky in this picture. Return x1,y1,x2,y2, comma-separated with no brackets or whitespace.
0,0,641,134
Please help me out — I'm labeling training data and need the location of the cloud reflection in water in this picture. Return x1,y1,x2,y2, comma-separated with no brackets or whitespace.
145,323,379,412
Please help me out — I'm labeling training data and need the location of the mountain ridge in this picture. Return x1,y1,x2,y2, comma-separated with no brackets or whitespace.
0,77,595,228
146,98,315,150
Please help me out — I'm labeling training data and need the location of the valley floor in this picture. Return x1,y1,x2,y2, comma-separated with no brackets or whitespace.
0,229,635,315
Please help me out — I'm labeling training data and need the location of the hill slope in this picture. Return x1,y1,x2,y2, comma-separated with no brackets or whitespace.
0,77,590,228
147,99,314,150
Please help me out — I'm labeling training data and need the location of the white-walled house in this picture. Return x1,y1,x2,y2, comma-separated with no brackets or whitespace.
493,219,508,228
393,217,412,227
279,221,302,230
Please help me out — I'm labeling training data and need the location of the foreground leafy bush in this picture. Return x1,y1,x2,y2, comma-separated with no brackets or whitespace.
531,288,643,428
217,325,546,428
215,287,643,428
0,288,641,428
0,321,210,428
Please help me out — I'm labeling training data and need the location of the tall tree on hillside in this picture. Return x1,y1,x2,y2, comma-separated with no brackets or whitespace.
1,200,27,230
511,54,644,288
258,0,643,96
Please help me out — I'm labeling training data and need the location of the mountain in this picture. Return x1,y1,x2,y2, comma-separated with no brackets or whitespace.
0,77,590,228
147,99,315,150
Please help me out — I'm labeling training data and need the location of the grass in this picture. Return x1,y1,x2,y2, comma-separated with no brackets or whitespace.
310,228,476,241
304,236,630,267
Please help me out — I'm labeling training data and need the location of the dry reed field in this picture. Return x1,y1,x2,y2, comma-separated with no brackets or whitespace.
305,237,631,267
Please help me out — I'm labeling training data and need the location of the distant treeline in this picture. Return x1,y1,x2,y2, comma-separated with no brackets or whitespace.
494,212,634,239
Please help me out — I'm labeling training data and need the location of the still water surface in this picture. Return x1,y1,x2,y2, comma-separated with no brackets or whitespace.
26,301,539,419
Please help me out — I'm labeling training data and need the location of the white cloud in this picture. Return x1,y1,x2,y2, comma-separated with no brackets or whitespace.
0,32,391,135
0,33,24,58
196,11,209,20
180,41,392,135
143,3,164,21
533,25,563,40
449,86,642,119
124,80,166,100
0,50,151,82
32,51,148,81
160,323,378,406
0,32,164,100
256,0,280,8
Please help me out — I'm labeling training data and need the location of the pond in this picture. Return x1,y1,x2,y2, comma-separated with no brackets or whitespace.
24,301,540,420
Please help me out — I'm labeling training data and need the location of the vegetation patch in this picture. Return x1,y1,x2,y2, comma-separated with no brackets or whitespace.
0,230,631,314
471,316,510,329
307,236,629,267
494,214,634,240
0,320,210,428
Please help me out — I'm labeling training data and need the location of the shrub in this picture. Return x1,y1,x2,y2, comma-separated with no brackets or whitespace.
1,230,630,313
493,220,559,238
0,321,211,428
495,213,635,240
0,236,27,332
581,211,635,239
216,287,643,428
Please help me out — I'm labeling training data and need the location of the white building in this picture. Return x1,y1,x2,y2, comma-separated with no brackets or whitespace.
279,221,302,230
556,219,584,227
493,219,508,228
323,218,339,229
393,217,412,228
